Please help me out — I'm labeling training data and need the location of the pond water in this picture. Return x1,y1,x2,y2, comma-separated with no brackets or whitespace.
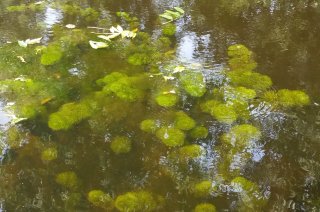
0,0,320,211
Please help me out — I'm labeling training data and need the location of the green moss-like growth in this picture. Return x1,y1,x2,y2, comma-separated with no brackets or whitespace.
231,176,258,192
194,203,217,212
110,136,132,154
99,73,146,102
222,124,261,149
61,4,81,15
211,103,237,124
263,89,310,108
55,171,78,190
227,44,257,72
224,86,256,102
190,126,209,139
115,191,158,212
174,111,196,130
7,3,45,12
193,181,215,197
48,101,95,131
227,70,272,91
41,147,58,161
155,93,178,107
180,71,207,97
80,8,99,22
127,53,152,66
156,127,185,147
162,23,177,36
178,144,203,160
87,190,114,209
140,119,158,133
41,44,63,66
200,100,220,114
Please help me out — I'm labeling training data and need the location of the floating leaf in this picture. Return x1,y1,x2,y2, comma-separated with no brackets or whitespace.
18,37,42,47
174,7,185,14
97,35,111,41
65,24,76,29
160,14,174,20
89,40,109,49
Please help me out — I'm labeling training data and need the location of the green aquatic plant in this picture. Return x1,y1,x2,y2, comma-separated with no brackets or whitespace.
80,8,99,22
190,126,209,139
7,2,45,12
224,86,256,102
180,70,207,97
200,100,221,114
156,127,185,147
231,177,259,193
211,103,238,124
155,93,178,107
61,4,81,15
227,70,272,91
174,111,196,131
159,7,185,23
227,44,257,72
194,203,217,212
96,72,128,86
110,136,132,154
140,119,158,133
48,101,95,131
40,44,63,66
55,171,79,190
221,124,261,149
192,180,216,197
115,191,158,212
162,23,176,36
178,144,203,160
87,190,114,209
263,89,310,108
127,53,152,66
41,147,58,162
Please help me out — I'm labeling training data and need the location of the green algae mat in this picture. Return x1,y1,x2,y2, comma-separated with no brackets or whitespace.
0,0,320,211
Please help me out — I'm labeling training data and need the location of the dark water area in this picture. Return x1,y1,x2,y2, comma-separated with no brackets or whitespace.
0,0,319,211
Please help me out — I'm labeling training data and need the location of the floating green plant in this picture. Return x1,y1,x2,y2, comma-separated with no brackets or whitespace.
7,2,45,12
224,86,257,102
156,127,185,147
179,70,207,97
80,8,99,22
192,180,216,197
110,136,132,154
263,89,310,108
174,111,196,131
40,44,63,66
127,53,152,66
221,124,261,149
159,7,185,23
115,191,159,212
227,70,272,91
190,126,209,139
41,147,58,162
48,101,95,131
155,93,178,107
140,119,158,133
87,190,114,209
178,144,203,160
211,103,238,124
227,44,257,72
55,171,79,190
162,23,176,36
194,203,217,212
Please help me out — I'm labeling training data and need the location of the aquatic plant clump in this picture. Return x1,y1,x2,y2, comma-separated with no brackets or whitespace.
87,190,114,209
178,144,203,160
55,171,79,190
40,44,63,66
179,71,207,97
193,180,215,197
140,119,158,133
162,23,177,36
221,124,261,149
156,127,185,147
263,89,310,108
227,70,272,91
41,147,58,161
194,203,217,212
211,103,238,124
227,44,257,72
110,136,132,154
114,191,158,212
155,93,178,107
174,111,196,131
48,101,95,131
190,126,209,139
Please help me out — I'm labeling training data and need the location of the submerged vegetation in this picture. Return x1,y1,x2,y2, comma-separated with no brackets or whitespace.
0,1,316,211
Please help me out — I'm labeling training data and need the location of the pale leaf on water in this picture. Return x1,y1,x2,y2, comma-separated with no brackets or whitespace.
89,40,109,49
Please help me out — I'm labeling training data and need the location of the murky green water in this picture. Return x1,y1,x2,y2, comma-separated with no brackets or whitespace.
0,0,320,211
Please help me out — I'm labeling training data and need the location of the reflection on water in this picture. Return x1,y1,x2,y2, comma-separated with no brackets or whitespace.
0,0,319,211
